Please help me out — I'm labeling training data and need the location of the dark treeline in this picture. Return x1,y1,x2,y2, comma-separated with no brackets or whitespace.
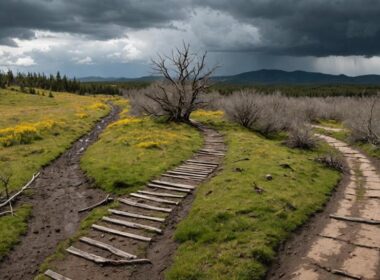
212,84,380,97
0,70,120,95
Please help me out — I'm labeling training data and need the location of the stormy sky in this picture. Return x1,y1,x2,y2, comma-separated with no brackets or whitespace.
1,0,380,77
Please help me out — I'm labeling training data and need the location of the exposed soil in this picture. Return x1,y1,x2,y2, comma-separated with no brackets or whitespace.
0,104,120,280
43,123,226,280
267,132,380,280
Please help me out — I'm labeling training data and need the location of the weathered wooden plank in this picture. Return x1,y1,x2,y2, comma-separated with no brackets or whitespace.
102,216,162,233
152,180,195,190
44,269,72,280
137,190,185,199
118,198,172,213
130,193,179,205
166,171,207,178
109,209,165,222
173,168,210,175
161,174,191,180
147,183,191,193
66,246,151,265
79,237,137,259
176,165,212,172
92,224,151,242
330,214,380,225
186,160,218,166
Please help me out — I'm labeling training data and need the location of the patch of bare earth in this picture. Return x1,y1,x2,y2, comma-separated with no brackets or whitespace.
0,105,120,280
268,132,380,280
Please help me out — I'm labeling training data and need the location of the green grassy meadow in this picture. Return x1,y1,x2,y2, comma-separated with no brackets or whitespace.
166,111,341,280
0,88,110,260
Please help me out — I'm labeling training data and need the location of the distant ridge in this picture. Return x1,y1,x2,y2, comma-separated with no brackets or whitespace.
79,69,380,85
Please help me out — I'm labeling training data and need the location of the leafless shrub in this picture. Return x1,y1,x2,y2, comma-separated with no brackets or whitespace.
315,153,345,172
344,95,380,146
286,123,317,150
222,91,263,128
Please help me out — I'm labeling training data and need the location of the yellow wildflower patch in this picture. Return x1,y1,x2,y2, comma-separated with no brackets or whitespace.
0,120,62,147
88,102,107,110
192,110,224,118
109,117,142,128
75,112,89,119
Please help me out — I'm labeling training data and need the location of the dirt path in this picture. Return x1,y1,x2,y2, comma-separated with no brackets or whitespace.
268,131,380,280
0,104,120,280
42,122,226,280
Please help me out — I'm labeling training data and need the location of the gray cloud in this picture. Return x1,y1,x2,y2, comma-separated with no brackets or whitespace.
2,0,380,57
0,0,190,45
196,0,380,56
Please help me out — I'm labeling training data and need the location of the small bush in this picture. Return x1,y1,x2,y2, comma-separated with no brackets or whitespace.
286,124,317,150
315,153,345,171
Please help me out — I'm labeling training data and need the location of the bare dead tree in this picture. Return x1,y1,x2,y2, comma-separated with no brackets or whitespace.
141,42,217,122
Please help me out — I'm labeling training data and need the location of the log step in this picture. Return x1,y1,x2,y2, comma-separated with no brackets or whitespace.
162,174,192,180
44,269,72,280
118,198,172,213
330,214,380,225
130,193,179,205
152,180,195,190
147,183,191,193
92,224,151,242
166,171,207,178
186,160,218,166
66,246,151,265
138,190,186,198
79,237,137,259
109,209,165,222
102,216,162,233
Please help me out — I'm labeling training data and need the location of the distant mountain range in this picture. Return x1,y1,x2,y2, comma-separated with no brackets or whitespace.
79,69,380,85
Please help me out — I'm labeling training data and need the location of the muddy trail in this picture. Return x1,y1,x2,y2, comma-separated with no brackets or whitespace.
268,131,380,280
41,122,226,280
0,104,121,280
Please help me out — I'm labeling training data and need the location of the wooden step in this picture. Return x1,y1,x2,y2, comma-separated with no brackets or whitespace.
66,246,150,265
186,160,218,166
166,171,207,178
79,237,137,259
44,269,72,280
109,209,165,222
147,183,191,193
118,198,172,213
102,216,162,233
92,224,151,242
152,180,195,190
130,193,179,205
138,190,186,199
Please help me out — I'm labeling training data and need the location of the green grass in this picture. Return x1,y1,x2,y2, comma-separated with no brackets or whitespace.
166,111,341,280
0,204,32,260
81,105,203,194
0,88,110,192
0,88,110,263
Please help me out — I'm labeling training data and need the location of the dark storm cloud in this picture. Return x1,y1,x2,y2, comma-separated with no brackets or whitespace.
1,0,380,57
196,0,380,56
0,0,189,45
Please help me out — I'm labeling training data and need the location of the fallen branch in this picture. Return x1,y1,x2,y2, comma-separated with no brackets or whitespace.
313,262,362,279
78,194,113,213
318,234,380,251
330,214,380,225
0,210,13,217
0,172,40,209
